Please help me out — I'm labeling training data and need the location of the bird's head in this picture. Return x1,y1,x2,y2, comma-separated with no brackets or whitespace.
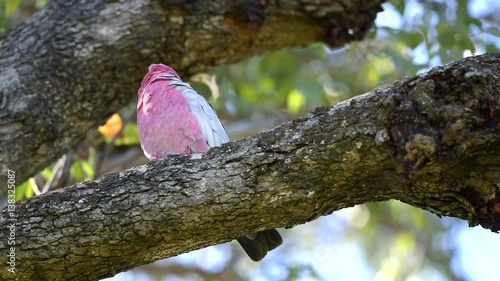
138,63,181,95
147,64,181,79
140,64,180,88
138,64,181,110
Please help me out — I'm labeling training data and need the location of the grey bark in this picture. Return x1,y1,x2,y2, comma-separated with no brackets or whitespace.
0,52,499,281
0,0,383,187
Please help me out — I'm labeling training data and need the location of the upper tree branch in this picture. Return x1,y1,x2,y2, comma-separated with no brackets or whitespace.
0,52,499,281
0,0,383,186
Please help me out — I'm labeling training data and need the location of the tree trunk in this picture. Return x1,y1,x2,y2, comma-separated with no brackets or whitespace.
1,52,499,281
0,0,383,187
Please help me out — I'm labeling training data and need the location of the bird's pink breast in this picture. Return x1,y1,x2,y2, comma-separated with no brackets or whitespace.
137,81,209,159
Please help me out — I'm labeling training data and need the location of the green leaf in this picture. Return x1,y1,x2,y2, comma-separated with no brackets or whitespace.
287,89,306,115
115,123,141,146
394,232,416,255
485,27,500,38
15,180,33,201
393,0,405,14
383,28,425,49
81,158,95,179
486,43,500,53
24,180,34,199
5,0,21,16
40,167,52,179
71,160,83,181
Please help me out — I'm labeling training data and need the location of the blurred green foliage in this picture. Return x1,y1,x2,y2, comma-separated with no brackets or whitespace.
14,179,32,201
0,0,48,32
2,0,499,280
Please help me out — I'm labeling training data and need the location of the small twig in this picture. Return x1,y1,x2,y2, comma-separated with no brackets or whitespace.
31,152,73,196
29,178,42,196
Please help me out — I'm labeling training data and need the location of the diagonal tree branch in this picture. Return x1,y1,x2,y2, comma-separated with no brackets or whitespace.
0,0,383,186
1,52,499,281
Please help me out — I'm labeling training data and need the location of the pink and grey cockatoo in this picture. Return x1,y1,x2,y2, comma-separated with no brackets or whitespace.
137,64,282,261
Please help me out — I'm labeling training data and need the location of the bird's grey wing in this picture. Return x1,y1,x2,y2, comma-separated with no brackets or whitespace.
179,86,229,148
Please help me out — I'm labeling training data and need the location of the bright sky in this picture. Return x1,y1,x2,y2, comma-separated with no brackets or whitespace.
454,223,500,281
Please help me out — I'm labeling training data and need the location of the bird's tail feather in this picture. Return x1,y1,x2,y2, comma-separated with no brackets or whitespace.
237,229,283,261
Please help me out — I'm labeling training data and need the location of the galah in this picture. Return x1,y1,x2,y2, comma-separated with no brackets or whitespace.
137,64,282,261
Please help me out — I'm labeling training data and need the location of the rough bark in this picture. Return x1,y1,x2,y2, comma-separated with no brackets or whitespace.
0,52,498,281
0,0,383,187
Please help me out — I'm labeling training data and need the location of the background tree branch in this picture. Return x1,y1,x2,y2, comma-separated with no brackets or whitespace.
1,52,498,281
0,0,383,186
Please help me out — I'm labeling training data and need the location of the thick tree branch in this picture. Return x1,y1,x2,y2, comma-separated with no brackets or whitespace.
0,0,383,186
1,52,499,281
